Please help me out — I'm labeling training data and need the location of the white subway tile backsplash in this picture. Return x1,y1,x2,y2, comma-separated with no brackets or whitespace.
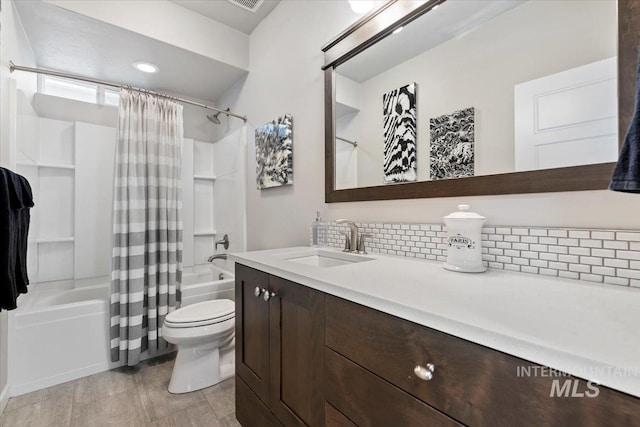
505,264,521,272
558,254,579,264
539,268,558,277
569,230,590,239
592,231,615,240
539,237,557,245
604,240,628,250
321,222,639,288
559,271,579,280
569,264,590,273
605,276,629,286
529,244,548,252
580,239,603,248
591,248,615,258
618,269,640,280
549,246,569,254
617,232,640,242
558,238,579,246
548,262,568,271
531,259,548,268
581,273,603,283
569,247,590,256
580,256,603,266
548,229,568,238
592,266,615,276
539,253,559,262
605,258,629,269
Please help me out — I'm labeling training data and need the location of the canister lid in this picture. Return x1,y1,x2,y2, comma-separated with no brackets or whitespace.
443,204,485,220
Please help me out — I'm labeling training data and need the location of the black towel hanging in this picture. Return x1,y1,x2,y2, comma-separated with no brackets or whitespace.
0,167,34,311
610,51,640,193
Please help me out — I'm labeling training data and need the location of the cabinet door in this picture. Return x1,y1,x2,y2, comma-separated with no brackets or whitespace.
268,275,324,427
236,264,271,404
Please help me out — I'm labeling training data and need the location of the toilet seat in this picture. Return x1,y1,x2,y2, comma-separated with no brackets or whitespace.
164,299,235,328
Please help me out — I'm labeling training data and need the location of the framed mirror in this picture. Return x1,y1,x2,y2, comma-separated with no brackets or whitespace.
323,0,640,203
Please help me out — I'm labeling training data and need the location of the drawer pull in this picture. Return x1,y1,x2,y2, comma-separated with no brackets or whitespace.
263,291,276,301
414,364,435,381
254,287,265,298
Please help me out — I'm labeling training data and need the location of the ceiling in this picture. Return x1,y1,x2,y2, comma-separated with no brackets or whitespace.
337,0,526,83
15,1,250,102
170,0,281,34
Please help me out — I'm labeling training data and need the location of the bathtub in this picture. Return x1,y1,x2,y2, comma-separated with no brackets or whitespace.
8,262,234,396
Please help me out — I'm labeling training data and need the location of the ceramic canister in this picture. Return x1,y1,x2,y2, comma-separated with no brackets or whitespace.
442,204,486,273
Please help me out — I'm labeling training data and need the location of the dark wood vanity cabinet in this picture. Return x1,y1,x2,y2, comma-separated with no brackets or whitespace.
235,264,324,427
236,263,640,427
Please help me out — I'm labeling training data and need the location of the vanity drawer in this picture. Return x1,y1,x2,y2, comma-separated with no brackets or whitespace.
325,348,462,427
325,295,640,426
325,403,356,427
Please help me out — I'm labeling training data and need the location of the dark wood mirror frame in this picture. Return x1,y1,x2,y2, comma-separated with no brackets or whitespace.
323,0,640,203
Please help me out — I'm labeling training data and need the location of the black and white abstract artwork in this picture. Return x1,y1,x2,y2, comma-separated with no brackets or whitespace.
383,83,417,184
429,107,475,180
255,114,293,189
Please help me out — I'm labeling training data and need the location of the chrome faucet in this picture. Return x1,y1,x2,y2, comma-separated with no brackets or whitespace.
208,254,227,262
336,219,359,252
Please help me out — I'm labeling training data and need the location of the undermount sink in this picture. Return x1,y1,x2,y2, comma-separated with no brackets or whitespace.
279,249,374,268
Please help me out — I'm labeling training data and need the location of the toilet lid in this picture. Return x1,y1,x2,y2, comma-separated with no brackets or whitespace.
165,299,235,324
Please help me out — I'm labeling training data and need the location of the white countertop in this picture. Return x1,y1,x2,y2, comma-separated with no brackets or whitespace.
230,247,640,398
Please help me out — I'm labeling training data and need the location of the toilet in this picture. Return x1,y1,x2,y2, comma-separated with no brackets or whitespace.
162,299,235,394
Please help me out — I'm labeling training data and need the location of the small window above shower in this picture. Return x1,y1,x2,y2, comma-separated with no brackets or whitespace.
40,75,119,107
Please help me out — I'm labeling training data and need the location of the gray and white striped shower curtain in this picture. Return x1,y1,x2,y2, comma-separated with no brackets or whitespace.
110,90,184,366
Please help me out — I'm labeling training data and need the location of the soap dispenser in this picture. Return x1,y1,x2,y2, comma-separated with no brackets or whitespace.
311,211,327,247
443,204,486,273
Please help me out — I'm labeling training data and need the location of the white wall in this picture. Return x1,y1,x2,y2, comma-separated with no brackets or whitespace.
0,0,38,411
215,1,361,250
342,0,616,186
215,0,640,253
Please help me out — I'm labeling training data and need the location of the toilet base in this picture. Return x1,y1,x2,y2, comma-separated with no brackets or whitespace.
168,342,235,394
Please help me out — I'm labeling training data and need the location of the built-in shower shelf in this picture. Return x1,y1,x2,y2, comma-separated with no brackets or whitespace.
17,162,75,170
36,237,75,244
194,230,217,236
193,175,216,181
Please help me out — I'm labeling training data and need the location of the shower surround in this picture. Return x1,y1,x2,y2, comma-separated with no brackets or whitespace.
8,88,247,396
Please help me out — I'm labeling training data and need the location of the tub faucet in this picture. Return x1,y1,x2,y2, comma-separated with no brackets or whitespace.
336,219,359,252
208,254,227,262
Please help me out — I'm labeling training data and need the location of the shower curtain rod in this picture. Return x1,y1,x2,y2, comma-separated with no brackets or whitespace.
9,61,248,123
336,136,357,147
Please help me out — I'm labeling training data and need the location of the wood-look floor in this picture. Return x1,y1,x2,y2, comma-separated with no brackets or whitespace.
0,354,239,427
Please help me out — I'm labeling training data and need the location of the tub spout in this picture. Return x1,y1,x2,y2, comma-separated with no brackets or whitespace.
208,254,228,262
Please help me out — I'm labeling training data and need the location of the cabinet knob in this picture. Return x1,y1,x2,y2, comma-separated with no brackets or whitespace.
263,291,276,301
414,363,435,381
254,287,265,298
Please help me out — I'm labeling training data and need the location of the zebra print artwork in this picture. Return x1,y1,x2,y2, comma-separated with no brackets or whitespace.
255,114,293,189
429,107,475,180
383,83,417,184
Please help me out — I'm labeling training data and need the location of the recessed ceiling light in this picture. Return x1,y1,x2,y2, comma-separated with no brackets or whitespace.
132,61,159,73
348,0,375,14
392,26,404,35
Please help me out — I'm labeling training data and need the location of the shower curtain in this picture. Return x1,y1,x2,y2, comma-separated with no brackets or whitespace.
110,90,184,366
